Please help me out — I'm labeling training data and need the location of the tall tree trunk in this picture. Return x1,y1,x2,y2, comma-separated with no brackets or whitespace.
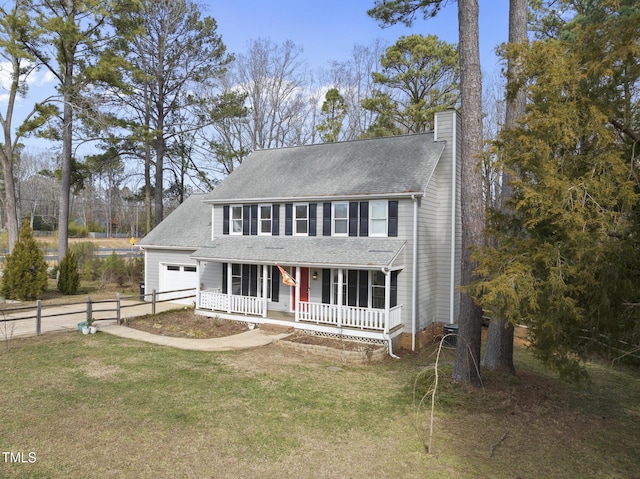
0,53,21,252
145,139,153,234
143,81,153,233
153,133,164,227
3,164,19,252
58,57,74,262
453,0,484,387
482,0,528,374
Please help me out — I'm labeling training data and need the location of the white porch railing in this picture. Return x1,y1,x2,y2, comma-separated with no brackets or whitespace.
199,291,402,331
199,290,267,317
298,301,402,331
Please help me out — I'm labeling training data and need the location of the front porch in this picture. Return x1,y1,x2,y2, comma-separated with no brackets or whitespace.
196,289,403,343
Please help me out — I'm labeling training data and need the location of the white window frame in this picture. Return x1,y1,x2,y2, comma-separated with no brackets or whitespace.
371,270,386,309
230,205,243,235
259,265,272,300
293,203,309,236
332,202,348,236
258,204,272,236
369,200,388,237
332,269,348,305
231,263,242,295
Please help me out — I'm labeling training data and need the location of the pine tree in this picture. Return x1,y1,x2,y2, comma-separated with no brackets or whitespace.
1,221,48,300
471,10,640,378
57,249,80,295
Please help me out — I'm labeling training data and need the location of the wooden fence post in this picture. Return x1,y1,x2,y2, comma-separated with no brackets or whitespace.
116,293,121,325
86,296,92,322
36,300,42,335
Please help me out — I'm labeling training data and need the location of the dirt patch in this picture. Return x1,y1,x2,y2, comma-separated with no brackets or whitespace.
125,310,249,339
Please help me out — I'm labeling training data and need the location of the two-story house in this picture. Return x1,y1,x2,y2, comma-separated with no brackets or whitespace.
138,109,461,355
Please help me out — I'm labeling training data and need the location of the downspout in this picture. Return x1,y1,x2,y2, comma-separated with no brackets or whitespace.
386,333,400,359
411,194,418,351
383,267,400,359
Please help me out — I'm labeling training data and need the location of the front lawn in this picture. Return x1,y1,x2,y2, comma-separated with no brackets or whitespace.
0,330,638,478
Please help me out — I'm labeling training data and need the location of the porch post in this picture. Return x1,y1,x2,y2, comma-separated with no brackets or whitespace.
384,269,391,334
262,264,268,318
262,265,268,298
295,266,301,322
226,262,232,313
195,260,201,309
337,268,343,328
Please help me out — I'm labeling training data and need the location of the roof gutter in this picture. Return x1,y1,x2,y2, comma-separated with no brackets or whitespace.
203,191,424,205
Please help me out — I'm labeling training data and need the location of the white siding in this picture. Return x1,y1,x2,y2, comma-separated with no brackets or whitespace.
430,109,461,325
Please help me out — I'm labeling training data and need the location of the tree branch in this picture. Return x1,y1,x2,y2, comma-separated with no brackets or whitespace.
610,118,640,143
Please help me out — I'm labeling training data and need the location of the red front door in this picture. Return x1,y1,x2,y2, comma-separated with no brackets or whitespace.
291,267,309,310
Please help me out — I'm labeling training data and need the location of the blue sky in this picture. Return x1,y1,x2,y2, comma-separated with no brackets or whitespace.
205,0,510,76
1,1,510,156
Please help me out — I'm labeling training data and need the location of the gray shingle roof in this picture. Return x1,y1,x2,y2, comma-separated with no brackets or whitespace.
138,193,213,248
205,133,445,202
192,236,406,269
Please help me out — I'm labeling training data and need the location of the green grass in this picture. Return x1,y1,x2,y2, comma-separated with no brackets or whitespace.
0,331,638,478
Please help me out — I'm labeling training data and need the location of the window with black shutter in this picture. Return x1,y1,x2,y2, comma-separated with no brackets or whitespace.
348,202,358,236
388,200,399,237
222,263,227,293
285,203,293,235
359,201,369,237
272,204,280,235
223,206,229,235
271,265,280,301
347,270,358,306
242,205,250,235
309,203,317,236
250,204,258,235
358,270,369,308
323,203,331,236
322,269,331,303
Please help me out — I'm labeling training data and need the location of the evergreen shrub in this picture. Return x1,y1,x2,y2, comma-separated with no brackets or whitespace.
57,250,80,295
1,221,48,300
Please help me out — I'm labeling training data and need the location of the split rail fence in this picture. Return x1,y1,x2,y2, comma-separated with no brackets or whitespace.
0,288,196,336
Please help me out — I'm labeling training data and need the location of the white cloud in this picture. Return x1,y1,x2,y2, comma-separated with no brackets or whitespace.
30,69,56,87
0,61,14,92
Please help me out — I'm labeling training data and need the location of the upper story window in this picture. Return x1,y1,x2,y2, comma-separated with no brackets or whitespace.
294,203,308,235
333,202,348,236
259,205,272,235
370,200,388,236
230,205,243,235
322,200,397,238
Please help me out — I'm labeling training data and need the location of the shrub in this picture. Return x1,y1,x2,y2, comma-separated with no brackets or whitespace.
1,221,48,300
101,251,127,286
70,241,97,273
57,250,80,295
68,221,88,238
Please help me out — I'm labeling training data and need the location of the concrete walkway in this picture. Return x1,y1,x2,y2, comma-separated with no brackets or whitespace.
99,323,289,351
1,299,288,351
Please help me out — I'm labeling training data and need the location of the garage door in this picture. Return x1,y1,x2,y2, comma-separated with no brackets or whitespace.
159,264,197,304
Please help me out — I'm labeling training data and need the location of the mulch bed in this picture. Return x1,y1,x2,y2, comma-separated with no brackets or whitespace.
125,309,380,352
125,310,249,339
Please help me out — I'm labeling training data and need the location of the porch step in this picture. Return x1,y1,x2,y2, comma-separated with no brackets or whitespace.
259,323,295,334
